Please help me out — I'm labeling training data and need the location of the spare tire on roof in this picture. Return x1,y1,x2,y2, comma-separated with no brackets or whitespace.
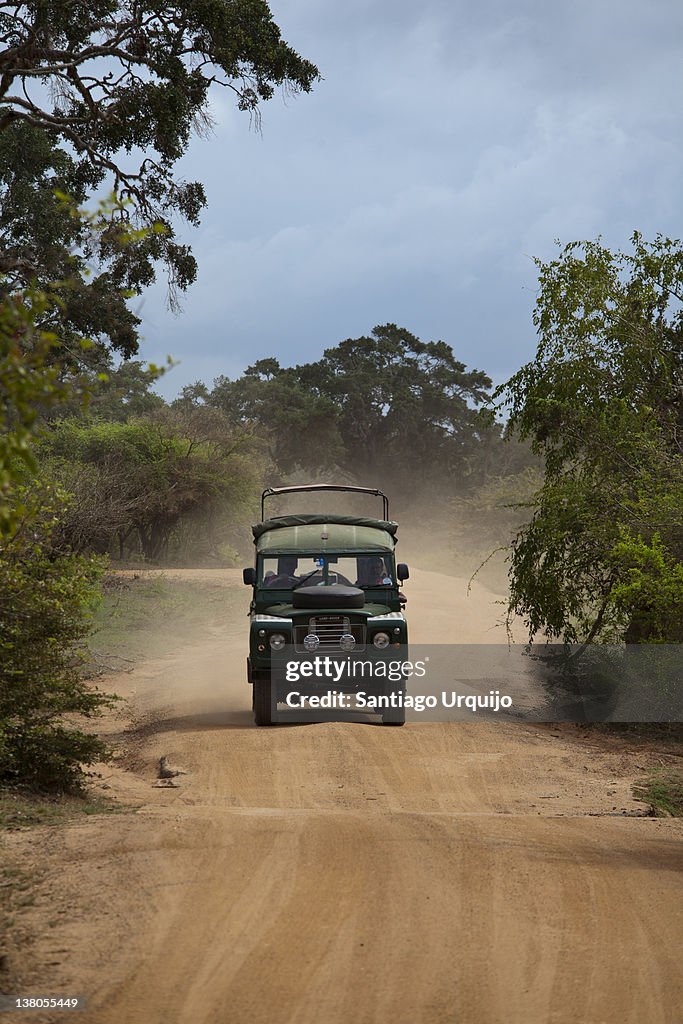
292,584,365,609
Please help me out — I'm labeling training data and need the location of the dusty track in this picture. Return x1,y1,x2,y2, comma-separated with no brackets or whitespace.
4,569,683,1024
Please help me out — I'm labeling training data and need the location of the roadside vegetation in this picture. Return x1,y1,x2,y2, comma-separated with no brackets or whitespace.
633,770,683,817
497,235,683,644
0,790,117,830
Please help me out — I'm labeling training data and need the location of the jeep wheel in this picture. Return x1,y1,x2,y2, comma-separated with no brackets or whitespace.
382,706,405,726
253,678,275,726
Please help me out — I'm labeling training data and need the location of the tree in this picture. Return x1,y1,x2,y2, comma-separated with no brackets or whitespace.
0,125,145,358
209,359,345,476
38,411,265,560
0,287,87,531
51,352,168,421
498,233,683,643
0,1,319,353
209,325,497,495
302,324,493,489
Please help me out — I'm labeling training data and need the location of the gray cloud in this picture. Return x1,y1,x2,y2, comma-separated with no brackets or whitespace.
139,0,683,397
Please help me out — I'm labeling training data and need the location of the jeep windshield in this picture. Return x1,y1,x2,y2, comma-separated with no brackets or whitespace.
259,554,394,590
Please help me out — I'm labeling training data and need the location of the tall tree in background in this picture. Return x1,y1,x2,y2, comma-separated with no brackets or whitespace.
498,233,683,643
301,324,494,489
208,324,497,494
208,358,345,476
0,1,319,355
202,321,497,493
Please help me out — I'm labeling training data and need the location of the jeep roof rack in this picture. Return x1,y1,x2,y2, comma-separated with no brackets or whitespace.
261,484,389,521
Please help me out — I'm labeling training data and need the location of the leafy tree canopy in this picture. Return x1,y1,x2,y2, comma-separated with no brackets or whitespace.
38,409,264,559
207,324,498,494
303,323,494,486
0,286,90,531
208,358,345,477
498,233,683,643
0,125,144,354
0,1,319,354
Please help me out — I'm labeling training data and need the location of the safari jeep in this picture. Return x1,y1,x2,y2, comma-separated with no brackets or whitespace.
243,485,409,726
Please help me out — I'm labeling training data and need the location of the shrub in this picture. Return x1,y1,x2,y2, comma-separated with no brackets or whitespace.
0,487,114,790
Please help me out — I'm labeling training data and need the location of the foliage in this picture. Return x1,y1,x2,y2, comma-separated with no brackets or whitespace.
0,125,144,358
209,323,499,495
51,352,168,421
37,410,265,560
633,769,683,817
306,323,494,488
0,273,154,791
208,359,344,478
0,1,319,353
0,289,88,532
0,486,113,790
0,256,163,529
610,532,683,643
498,233,683,642
0,200,175,793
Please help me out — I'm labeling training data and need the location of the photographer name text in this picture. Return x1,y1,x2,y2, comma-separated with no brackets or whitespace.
283,690,513,712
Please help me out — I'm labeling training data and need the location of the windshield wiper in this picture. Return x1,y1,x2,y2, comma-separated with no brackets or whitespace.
291,569,322,590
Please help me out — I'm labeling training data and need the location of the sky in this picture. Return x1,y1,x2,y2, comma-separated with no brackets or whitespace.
137,0,683,399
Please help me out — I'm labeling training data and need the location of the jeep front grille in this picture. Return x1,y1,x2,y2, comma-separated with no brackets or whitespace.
294,615,366,653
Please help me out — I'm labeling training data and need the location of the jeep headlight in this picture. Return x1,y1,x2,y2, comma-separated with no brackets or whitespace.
372,632,390,649
269,633,286,651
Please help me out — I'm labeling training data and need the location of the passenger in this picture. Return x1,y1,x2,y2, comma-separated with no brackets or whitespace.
264,556,299,586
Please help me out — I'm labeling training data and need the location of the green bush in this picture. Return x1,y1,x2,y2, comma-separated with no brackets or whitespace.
0,487,115,790
37,413,265,562
497,234,683,642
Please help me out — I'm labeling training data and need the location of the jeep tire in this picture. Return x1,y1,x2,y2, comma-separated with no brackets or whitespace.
382,705,405,726
253,677,274,726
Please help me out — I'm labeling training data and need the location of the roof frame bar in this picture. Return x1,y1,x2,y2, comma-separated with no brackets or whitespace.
261,484,389,521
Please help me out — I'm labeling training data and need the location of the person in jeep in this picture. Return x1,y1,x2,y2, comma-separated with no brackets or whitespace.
356,556,390,586
264,556,300,587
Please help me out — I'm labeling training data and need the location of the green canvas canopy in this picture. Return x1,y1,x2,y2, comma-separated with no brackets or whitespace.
253,515,398,554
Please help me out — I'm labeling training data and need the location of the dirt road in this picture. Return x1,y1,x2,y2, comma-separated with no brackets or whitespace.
5,569,683,1023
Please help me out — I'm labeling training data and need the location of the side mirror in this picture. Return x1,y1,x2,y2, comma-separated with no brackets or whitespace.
242,567,257,586
397,563,410,581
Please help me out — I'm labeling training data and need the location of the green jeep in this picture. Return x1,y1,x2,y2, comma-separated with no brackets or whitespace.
243,485,410,726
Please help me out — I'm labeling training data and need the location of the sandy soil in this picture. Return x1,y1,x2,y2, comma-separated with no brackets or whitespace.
2,568,682,1024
